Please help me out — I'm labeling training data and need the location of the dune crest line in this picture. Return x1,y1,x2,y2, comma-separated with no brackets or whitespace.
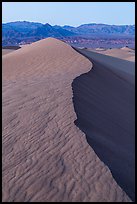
2,38,131,202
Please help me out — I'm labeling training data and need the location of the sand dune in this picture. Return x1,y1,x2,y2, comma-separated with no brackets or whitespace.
72,48,135,201
91,47,135,62
2,46,21,56
2,49,16,56
2,38,131,202
125,55,135,62
95,48,106,51
120,47,134,51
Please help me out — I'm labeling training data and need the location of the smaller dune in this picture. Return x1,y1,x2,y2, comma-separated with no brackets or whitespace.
95,48,106,51
91,47,135,62
2,46,21,56
120,47,134,52
125,56,135,62
2,49,15,56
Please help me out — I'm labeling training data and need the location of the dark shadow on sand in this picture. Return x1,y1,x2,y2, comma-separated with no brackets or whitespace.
72,47,135,201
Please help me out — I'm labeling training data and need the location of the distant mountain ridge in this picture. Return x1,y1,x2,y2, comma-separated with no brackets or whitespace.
62,23,135,36
2,21,135,46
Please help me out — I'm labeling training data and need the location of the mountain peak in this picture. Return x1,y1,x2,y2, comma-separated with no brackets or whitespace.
44,23,52,27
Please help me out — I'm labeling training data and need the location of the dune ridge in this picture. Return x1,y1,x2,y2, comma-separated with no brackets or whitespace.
2,38,131,202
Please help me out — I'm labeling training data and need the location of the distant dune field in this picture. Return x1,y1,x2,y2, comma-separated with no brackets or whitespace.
2,49,15,56
89,47,135,62
2,46,21,56
2,38,132,202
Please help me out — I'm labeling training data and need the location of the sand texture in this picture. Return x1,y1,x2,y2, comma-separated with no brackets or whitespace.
2,38,131,202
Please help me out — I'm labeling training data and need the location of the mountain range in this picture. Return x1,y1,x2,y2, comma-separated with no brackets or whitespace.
2,21,135,46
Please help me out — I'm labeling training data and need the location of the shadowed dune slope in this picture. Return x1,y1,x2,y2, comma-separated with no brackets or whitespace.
77,48,135,85
72,48,135,201
3,38,131,202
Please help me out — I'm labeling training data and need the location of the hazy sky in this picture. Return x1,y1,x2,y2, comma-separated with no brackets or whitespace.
2,2,135,26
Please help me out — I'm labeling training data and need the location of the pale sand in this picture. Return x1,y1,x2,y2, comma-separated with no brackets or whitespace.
2,49,16,56
3,38,131,202
90,47,135,62
125,56,135,62
95,48,106,51
120,47,134,51
72,48,135,201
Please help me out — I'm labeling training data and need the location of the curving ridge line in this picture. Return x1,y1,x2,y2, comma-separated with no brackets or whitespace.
72,47,135,201
2,38,132,202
